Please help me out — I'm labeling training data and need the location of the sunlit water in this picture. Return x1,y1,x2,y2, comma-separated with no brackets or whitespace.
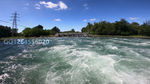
0,37,150,84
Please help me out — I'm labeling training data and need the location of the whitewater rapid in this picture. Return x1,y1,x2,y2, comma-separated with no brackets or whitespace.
0,37,150,84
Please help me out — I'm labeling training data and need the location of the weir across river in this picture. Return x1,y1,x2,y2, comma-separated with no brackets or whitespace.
55,33,89,37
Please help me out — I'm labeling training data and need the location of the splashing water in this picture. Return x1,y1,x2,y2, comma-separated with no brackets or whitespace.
0,37,150,84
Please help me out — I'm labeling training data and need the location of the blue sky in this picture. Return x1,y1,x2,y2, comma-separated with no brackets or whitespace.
0,0,150,32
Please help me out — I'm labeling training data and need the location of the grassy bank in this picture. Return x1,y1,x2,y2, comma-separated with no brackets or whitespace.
0,35,55,40
89,35,150,39
1,35,150,40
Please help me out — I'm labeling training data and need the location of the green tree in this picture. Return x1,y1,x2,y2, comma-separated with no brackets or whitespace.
22,28,32,37
51,26,60,34
81,19,149,36
139,23,150,36
0,25,12,38
130,22,139,35
11,28,18,36
81,27,87,32
86,23,93,34
32,25,44,37
114,19,130,35
71,29,75,33
22,25,61,37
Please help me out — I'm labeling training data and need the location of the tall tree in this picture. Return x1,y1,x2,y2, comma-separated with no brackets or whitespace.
51,26,60,34
0,25,12,38
22,28,32,37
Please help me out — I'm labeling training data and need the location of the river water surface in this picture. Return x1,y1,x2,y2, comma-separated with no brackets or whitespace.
0,37,150,84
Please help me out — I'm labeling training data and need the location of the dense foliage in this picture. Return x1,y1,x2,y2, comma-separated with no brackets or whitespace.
1,19,150,38
0,25,12,38
0,25,19,38
22,25,60,37
82,19,150,36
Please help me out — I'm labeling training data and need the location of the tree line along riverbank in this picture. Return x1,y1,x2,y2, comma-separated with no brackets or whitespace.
0,19,150,39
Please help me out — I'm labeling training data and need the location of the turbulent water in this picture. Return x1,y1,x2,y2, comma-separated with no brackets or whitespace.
0,37,150,84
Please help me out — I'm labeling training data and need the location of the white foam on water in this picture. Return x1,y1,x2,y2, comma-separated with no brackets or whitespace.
112,38,150,47
45,44,125,84
140,42,150,46
0,73,9,80
0,73,9,83
39,47,49,52
23,49,28,53
45,40,150,84
0,61,12,64
91,40,99,45
7,56,16,60
122,47,150,62
50,45,73,52
23,64,41,71
116,69,149,84
106,45,118,50
2,38,150,84
22,54,33,58
45,71,61,84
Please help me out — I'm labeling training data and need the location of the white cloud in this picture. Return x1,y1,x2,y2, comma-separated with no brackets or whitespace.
55,19,62,22
58,1,68,10
83,3,89,10
35,4,41,9
38,1,68,10
39,1,58,8
129,17,140,21
83,19,87,22
90,18,96,21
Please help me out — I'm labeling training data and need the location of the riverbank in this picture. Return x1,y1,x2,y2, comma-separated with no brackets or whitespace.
89,35,150,39
1,35,150,40
0,35,55,40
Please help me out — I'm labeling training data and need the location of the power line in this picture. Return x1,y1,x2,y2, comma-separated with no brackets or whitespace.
0,20,12,24
0,19,28,28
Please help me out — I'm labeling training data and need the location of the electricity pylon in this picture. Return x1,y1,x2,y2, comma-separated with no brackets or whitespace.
11,12,19,36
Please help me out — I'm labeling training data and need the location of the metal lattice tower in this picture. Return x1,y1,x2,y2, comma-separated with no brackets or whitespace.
11,12,18,36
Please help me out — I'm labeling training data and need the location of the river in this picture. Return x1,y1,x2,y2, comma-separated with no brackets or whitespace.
0,37,150,84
